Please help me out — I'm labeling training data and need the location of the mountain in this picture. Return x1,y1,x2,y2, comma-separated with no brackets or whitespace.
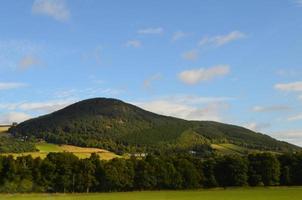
9,98,301,154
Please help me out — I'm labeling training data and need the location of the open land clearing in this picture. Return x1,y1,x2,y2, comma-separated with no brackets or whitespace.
1,142,121,160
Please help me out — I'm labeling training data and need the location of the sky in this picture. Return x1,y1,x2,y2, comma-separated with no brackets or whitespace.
1,0,302,146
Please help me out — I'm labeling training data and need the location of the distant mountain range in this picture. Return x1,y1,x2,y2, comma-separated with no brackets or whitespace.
10,98,301,154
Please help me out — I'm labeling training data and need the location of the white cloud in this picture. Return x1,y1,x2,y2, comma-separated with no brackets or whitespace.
32,0,70,22
275,81,302,92
252,105,291,112
18,55,40,70
138,27,164,34
0,112,31,124
18,100,73,113
288,114,302,121
270,130,302,147
199,31,246,47
276,69,302,77
172,31,188,41
165,95,234,104
0,99,75,113
182,50,199,61
125,40,142,48
179,65,230,85
0,82,27,90
245,122,271,132
135,100,228,122
143,73,163,89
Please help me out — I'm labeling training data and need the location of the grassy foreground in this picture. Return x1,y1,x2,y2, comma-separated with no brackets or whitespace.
3,187,302,200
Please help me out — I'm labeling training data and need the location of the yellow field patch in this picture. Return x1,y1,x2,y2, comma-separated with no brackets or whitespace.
60,145,110,153
0,126,10,134
1,143,121,160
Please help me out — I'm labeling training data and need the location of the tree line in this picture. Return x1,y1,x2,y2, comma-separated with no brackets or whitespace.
0,152,301,193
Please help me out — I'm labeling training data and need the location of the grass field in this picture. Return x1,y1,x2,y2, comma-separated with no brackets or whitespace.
211,143,260,155
2,187,302,200
2,143,121,160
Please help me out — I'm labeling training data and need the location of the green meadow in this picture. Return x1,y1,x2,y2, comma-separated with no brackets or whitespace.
3,187,302,200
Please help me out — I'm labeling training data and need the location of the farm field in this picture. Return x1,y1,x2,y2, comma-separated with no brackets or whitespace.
211,143,262,155
0,126,10,134
1,143,121,160
3,187,302,200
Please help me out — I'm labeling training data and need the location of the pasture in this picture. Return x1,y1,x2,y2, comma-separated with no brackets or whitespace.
1,142,120,160
3,187,302,200
211,143,262,155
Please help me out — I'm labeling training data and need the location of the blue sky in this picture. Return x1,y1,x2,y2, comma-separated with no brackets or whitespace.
1,0,302,145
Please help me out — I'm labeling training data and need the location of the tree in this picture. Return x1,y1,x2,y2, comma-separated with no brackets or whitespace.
174,158,201,189
133,158,157,190
45,153,79,192
39,158,56,192
89,153,105,192
214,155,248,187
202,158,218,188
103,158,134,191
75,159,96,192
248,153,280,186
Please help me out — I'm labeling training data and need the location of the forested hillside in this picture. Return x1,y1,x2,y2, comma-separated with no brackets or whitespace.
9,98,301,154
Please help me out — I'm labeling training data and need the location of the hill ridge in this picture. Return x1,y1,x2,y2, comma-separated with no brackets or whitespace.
10,97,301,154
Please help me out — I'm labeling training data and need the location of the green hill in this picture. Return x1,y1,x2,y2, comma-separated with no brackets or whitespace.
9,98,301,154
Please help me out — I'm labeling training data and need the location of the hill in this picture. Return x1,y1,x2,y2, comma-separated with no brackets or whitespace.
9,98,301,154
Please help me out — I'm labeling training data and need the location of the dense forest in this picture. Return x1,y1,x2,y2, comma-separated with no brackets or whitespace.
0,152,301,193
0,137,36,153
9,98,301,154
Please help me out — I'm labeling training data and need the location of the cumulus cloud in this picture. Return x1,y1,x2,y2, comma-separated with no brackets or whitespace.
18,55,40,70
252,105,291,112
134,95,231,122
0,112,31,124
244,122,271,132
199,31,246,47
143,73,163,90
138,27,164,34
275,81,302,92
172,31,188,41
182,50,199,61
136,101,227,121
125,40,141,48
0,82,27,90
32,0,70,22
179,65,230,85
